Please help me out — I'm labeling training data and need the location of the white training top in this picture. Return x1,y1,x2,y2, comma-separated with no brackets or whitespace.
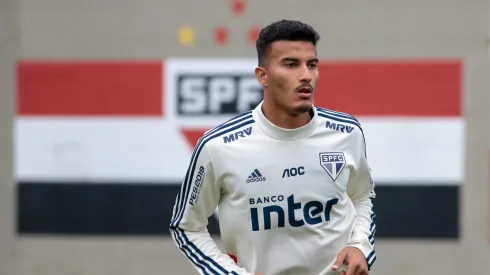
170,101,377,275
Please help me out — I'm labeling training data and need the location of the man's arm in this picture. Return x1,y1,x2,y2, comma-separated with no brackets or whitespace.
345,129,377,271
169,140,252,275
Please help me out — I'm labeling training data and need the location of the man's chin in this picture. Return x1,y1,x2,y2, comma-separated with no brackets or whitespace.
292,101,313,114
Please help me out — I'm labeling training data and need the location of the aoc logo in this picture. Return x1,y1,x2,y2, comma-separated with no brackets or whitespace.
319,152,346,181
282,166,305,178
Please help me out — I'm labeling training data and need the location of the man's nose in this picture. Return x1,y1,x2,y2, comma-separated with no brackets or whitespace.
299,65,312,82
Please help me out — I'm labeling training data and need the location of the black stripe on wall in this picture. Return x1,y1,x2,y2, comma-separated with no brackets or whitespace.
17,182,459,238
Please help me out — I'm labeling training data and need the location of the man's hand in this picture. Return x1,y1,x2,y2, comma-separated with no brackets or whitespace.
332,247,368,275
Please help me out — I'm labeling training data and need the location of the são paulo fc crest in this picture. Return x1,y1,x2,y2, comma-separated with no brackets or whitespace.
319,152,346,181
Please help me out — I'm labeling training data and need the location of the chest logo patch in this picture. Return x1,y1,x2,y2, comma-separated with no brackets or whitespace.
319,152,346,181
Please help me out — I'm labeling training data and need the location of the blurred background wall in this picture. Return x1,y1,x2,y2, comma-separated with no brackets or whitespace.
1,0,490,274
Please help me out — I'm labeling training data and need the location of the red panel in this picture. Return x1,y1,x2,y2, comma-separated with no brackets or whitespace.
228,254,238,264
315,60,462,116
17,61,163,116
181,129,209,148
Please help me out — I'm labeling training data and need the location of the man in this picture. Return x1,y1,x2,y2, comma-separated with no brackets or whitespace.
169,19,376,275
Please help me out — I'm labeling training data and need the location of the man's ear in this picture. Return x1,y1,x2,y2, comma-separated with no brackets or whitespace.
255,66,268,87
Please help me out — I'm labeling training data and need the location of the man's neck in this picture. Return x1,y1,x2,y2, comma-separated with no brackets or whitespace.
261,101,312,129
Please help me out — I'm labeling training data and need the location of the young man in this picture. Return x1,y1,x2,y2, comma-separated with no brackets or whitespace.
169,20,376,275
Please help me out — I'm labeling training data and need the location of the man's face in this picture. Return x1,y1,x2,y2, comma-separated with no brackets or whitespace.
259,40,319,115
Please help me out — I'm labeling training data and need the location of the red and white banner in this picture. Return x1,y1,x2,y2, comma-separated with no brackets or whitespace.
15,59,464,185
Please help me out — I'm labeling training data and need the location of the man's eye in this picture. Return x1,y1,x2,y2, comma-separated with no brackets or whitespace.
308,63,318,68
285,63,296,68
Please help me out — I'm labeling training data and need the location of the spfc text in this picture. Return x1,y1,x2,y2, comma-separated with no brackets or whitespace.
177,74,263,115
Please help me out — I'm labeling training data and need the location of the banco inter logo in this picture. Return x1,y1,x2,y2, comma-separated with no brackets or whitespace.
246,169,266,183
177,73,263,115
249,194,339,231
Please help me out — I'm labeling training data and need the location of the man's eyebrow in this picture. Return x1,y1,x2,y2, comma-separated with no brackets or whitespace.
280,57,300,63
280,57,319,63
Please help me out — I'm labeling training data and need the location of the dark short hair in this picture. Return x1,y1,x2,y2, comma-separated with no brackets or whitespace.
256,19,320,66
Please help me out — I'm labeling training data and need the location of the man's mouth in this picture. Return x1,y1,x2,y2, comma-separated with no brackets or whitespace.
297,87,313,98
298,87,312,93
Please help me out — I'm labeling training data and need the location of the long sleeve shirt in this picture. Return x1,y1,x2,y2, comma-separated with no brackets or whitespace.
170,101,377,275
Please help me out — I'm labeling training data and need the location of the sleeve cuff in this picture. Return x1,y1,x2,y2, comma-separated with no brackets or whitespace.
347,239,376,270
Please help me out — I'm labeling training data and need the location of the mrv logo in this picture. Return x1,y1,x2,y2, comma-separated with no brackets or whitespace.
319,152,346,181
249,194,339,231
224,127,252,143
177,74,263,115
326,121,354,133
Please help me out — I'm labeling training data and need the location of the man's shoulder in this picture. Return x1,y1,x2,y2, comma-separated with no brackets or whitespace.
314,106,365,137
198,111,257,150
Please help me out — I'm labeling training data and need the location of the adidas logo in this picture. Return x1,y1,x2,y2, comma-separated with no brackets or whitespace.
246,169,267,183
